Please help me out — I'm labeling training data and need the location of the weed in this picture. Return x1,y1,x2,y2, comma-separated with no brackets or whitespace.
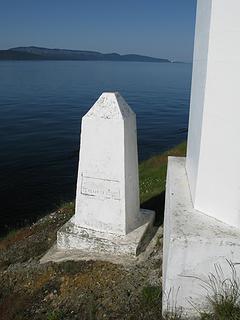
163,311,183,320
191,260,240,320
163,287,183,320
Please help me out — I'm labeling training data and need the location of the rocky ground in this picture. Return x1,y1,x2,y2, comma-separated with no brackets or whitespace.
0,203,163,320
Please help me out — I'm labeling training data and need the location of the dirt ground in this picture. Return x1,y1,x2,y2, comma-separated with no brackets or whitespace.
0,205,163,320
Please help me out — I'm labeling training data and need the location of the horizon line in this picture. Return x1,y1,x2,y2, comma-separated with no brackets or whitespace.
1,45,192,63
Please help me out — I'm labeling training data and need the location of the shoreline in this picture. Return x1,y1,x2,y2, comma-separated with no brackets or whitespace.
1,141,186,240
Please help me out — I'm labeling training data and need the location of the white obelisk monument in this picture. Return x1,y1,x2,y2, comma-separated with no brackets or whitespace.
41,92,154,261
163,0,240,316
74,92,143,235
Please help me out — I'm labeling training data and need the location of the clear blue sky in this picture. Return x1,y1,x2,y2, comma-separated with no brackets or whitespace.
0,0,197,62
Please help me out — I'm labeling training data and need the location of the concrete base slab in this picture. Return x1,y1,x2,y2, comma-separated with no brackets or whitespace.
163,157,240,318
41,209,155,264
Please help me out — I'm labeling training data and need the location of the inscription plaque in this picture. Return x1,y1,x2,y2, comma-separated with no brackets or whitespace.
81,176,121,200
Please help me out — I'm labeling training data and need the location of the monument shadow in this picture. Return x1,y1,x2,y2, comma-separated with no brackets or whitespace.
141,191,165,227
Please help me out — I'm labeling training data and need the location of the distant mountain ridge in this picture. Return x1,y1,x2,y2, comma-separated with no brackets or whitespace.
0,46,172,63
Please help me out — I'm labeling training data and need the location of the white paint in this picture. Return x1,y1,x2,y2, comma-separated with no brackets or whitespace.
52,92,155,259
164,1,240,315
40,214,160,265
55,209,154,257
186,0,240,228
74,92,144,235
163,157,240,317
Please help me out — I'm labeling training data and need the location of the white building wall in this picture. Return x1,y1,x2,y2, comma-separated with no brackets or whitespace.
186,0,213,201
186,0,240,228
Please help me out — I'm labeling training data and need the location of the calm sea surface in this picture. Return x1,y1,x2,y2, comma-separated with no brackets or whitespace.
0,61,192,234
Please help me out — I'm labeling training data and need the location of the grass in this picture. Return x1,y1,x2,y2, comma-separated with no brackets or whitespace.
47,310,64,320
139,142,186,203
163,287,183,320
161,261,240,320
142,286,162,305
56,200,75,215
0,201,75,245
197,261,240,320
163,312,183,320
0,227,33,250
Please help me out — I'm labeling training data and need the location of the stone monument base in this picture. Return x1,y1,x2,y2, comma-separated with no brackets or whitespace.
163,157,240,318
41,209,155,264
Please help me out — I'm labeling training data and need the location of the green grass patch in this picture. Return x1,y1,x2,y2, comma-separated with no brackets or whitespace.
139,141,186,203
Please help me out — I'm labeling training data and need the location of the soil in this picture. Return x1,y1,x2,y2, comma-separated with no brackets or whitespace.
0,205,163,320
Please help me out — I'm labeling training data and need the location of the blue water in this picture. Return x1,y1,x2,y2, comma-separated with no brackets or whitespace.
0,61,192,234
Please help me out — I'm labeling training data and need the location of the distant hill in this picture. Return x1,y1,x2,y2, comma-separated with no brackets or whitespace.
0,46,172,63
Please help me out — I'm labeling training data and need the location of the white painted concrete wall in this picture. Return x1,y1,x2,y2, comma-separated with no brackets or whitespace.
74,92,141,235
186,0,212,201
163,157,240,316
186,0,240,228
